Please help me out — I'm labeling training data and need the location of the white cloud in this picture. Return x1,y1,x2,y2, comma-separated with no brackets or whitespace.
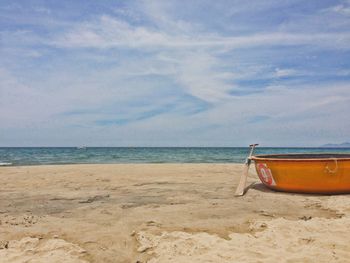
167,51,235,102
0,68,50,128
331,3,350,15
274,68,299,78
51,15,169,49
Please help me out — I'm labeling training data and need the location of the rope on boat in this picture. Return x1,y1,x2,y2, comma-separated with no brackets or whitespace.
325,158,338,174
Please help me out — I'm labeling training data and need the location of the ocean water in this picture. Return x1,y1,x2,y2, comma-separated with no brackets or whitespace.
1,147,350,166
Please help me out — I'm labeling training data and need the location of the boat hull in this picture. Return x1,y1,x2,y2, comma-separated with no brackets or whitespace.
251,154,350,194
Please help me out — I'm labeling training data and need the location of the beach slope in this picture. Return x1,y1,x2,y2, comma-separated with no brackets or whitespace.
0,164,349,262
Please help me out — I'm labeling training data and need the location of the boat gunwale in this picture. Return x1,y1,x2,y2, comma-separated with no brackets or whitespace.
251,153,350,162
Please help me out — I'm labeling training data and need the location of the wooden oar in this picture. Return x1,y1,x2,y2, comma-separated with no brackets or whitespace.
234,144,258,196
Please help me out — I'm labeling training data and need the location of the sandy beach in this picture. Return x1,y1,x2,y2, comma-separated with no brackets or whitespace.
0,164,349,262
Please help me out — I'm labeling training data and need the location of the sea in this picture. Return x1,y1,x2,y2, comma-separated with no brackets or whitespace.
1,147,350,166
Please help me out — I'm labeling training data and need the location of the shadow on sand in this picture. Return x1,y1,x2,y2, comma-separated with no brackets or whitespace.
247,182,350,197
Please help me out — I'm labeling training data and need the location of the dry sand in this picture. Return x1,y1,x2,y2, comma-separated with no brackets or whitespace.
0,164,349,262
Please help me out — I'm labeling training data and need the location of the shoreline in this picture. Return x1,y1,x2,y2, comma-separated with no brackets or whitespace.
2,147,350,168
0,162,243,166
1,164,349,262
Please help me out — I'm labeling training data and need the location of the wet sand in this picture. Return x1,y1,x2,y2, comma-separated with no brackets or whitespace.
0,164,349,262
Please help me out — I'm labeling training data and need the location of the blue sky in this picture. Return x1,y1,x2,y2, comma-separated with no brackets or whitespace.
1,0,350,146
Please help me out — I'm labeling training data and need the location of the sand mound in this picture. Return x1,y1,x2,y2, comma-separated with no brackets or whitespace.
137,216,350,263
0,237,87,263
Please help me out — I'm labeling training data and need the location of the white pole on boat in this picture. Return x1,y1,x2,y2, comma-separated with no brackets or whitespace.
234,144,258,196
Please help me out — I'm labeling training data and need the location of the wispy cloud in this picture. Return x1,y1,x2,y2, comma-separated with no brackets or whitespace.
330,1,350,16
48,15,350,50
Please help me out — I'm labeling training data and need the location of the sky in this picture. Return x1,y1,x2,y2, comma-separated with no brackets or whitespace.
1,0,350,147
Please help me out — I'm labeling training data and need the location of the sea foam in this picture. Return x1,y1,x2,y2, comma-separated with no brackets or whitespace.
0,162,12,166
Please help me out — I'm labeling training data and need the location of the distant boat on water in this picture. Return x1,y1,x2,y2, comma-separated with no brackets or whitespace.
76,146,87,149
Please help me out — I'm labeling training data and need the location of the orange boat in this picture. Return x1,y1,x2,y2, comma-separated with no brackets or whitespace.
251,153,350,194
